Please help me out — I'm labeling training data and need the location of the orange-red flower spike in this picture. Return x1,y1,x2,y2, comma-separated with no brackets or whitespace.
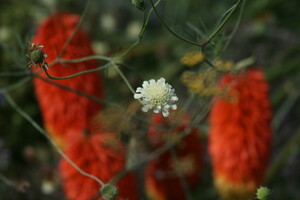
59,129,138,200
209,68,272,200
31,13,103,147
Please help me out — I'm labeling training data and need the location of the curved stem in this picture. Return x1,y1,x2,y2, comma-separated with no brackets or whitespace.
49,55,112,67
34,74,151,125
3,92,104,186
148,0,202,47
222,0,246,53
0,173,15,187
58,0,92,58
43,62,113,80
113,64,135,94
205,0,242,44
117,0,161,58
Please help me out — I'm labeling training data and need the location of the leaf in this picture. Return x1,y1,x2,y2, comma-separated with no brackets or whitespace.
210,4,237,35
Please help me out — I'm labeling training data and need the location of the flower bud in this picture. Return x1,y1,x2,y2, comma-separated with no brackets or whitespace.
100,183,119,200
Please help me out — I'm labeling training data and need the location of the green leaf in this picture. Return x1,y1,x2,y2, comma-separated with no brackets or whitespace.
211,4,237,34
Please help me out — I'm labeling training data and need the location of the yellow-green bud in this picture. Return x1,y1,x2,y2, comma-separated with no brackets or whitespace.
256,186,270,200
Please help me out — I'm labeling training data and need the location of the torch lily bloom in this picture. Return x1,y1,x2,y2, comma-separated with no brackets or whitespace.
59,129,138,200
209,68,272,200
31,13,103,147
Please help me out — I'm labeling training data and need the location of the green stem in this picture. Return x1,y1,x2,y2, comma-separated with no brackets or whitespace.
117,0,161,58
110,168,129,185
272,88,300,132
206,0,242,44
204,58,215,67
149,0,201,47
0,77,31,93
113,119,195,183
49,55,112,67
3,92,104,186
170,148,193,200
0,173,15,187
222,0,246,53
43,62,113,80
0,71,31,77
265,127,300,183
34,74,151,125
57,0,92,58
172,94,196,129
111,111,205,183
193,102,211,127
113,64,135,94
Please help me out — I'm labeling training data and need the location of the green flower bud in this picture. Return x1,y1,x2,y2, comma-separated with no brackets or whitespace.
100,183,119,200
256,186,270,200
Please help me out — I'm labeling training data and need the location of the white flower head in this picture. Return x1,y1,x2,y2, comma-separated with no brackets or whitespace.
134,78,178,117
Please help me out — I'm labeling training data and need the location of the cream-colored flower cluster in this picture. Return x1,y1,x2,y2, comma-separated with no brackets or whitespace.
134,78,178,117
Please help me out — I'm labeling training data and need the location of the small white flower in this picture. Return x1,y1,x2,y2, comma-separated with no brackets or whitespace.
134,78,178,117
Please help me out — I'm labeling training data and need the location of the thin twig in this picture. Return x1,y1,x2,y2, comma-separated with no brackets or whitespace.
272,88,300,132
113,64,135,94
204,58,215,67
149,0,201,47
205,0,242,45
170,148,193,200
33,74,152,126
111,108,208,183
57,0,92,58
0,173,15,187
0,71,31,77
117,0,162,58
265,127,300,183
222,0,246,53
0,77,32,93
43,62,113,80
49,55,112,67
3,92,104,186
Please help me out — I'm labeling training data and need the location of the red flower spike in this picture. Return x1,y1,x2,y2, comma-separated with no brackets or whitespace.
32,13,103,146
59,129,138,200
208,68,272,200
145,114,202,200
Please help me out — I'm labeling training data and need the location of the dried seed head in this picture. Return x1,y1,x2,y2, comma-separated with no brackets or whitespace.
26,42,48,69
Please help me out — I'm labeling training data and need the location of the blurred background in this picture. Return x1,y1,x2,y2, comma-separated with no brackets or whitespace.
1,0,300,199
